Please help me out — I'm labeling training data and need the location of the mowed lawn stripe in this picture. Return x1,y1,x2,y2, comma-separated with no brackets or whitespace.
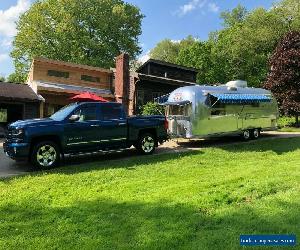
0,137,299,249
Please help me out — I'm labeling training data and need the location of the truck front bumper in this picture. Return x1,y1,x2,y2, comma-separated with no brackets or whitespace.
3,141,30,160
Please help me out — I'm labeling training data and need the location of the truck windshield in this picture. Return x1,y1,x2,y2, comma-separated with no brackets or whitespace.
166,104,191,116
50,103,77,121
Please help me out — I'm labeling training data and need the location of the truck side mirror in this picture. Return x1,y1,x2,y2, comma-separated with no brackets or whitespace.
69,114,80,122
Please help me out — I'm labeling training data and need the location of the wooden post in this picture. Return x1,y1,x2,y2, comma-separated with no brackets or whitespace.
39,102,44,118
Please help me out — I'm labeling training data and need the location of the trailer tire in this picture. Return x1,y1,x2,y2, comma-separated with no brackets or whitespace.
241,130,251,140
251,128,260,139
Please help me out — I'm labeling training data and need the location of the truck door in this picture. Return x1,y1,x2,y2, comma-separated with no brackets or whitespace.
99,103,127,149
63,104,101,152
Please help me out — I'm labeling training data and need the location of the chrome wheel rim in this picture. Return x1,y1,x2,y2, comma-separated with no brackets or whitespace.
253,129,259,138
141,136,155,153
243,130,250,139
37,145,57,167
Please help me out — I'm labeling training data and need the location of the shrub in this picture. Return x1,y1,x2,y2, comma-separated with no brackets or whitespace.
278,116,295,128
141,102,165,115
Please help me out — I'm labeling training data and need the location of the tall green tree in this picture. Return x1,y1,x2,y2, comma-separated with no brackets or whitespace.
174,0,300,86
149,36,197,63
210,0,300,87
220,4,248,28
11,0,144,81
7,72,27,83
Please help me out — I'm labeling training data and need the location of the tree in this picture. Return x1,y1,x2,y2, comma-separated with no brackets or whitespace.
0,76,5,82
220,4,248,28
264,31,300,126
169,1,300,87
176,41,224,84
7,72,27,83
11,0,144,79
149,36,197,63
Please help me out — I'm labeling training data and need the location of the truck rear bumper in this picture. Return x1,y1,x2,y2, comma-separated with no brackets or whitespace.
3,141,30,160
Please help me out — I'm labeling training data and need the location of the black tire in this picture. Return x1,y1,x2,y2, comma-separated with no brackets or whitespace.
137,133,156,155
241,130,251,140
251,128,260,139
30,141,60,169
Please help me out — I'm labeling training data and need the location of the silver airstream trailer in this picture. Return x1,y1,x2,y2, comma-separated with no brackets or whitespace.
163,80,279,140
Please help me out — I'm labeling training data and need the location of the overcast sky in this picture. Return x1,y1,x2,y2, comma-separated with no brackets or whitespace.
0,0,275,77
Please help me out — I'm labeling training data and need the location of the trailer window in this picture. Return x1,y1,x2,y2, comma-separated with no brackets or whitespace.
167,104,191,116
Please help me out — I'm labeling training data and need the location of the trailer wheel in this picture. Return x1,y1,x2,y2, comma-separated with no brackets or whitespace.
241,130,251,140
251,129,260,139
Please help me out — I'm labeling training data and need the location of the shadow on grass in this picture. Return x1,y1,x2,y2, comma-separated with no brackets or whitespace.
219,137,300,155
0,198,298,249
53,150,201,175
176,136,300,155
14,150,199,177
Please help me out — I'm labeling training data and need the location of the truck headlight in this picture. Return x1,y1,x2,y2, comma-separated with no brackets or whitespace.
12,128,24,137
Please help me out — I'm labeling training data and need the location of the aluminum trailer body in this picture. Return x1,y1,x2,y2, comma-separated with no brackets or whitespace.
163,81,279,139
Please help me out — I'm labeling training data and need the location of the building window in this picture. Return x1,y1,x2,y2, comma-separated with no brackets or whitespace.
81,75,100,83
48,70,69,78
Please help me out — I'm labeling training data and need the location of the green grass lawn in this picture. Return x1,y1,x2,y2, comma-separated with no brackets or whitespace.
0,138,300,249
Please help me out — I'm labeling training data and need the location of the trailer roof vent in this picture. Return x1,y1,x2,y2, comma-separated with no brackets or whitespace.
226,80,247,88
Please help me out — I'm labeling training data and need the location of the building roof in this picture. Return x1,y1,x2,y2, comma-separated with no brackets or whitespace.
0,82,40,102
33,57,113,74
137,59,198,73
138,73,196,86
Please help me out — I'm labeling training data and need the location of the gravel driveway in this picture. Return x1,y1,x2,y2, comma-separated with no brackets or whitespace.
1,131,300,178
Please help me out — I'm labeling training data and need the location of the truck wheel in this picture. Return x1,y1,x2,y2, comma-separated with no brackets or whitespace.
241,130,251,140
251,129,260,139
31,141,60,169
137,133,156,155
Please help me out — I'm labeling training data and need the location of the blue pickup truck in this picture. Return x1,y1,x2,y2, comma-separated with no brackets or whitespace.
4,102,168,168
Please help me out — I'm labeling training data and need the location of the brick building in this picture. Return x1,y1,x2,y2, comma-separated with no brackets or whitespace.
0,54,198,127
27,57,115,117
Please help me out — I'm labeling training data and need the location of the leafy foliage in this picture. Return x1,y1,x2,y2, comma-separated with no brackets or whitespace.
11,0,144,78
149,36,197,64
278,116,296,128
220,4,248,28
6,72,27,83
141,102,165,115
264,31,300,125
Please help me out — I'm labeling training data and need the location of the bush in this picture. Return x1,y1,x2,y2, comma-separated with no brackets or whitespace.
278,116,295,128
141,102,165,115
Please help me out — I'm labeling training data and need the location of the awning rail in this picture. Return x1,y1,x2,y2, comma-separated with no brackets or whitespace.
210,93,271,104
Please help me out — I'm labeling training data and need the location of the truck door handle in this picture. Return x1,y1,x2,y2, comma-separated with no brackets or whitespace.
91,124,100,127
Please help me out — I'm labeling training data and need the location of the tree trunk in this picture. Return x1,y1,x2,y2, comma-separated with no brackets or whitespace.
296,115,299,127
